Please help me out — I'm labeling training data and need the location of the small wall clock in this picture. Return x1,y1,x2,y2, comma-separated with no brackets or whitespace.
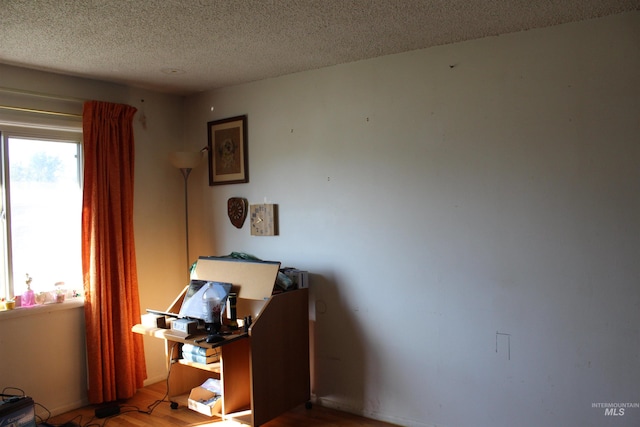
249,203,278,236
227,197,248,228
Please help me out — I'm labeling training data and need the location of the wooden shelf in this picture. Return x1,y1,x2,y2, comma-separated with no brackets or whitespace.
131,323,170,338
177,359,221,373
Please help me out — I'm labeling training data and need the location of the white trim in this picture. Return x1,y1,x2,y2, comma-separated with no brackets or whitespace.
0,121,82,136
46,397,91,418
314,395,434,427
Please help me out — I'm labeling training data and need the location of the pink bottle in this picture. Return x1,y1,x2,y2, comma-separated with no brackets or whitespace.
22,274,35,307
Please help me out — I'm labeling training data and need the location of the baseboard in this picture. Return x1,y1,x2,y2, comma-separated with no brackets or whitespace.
313,396,433,427
143,374,168,387
40,377,164,418
43,398,90,417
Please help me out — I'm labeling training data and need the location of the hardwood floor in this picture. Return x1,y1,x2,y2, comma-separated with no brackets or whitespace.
43,382,399,427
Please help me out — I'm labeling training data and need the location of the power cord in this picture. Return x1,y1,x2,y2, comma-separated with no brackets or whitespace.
86,342,180,426
35,402,51,425
15,342,181,427
1,386,26,399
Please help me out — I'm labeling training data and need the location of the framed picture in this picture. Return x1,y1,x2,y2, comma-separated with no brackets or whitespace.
207,115,248,185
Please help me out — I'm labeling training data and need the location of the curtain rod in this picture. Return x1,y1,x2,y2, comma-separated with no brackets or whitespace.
0,105,82,119
0,86,85,104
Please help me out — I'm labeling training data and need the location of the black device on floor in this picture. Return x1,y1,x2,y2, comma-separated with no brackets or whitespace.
0,394,36,427
95,403,121,418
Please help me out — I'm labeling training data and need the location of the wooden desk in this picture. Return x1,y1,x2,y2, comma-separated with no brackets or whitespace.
133,257,310,426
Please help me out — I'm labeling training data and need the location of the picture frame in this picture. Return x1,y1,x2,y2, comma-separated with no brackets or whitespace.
207,115,248,185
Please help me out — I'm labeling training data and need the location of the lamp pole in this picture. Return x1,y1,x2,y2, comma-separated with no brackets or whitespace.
179,167,193,272
169,149,205,279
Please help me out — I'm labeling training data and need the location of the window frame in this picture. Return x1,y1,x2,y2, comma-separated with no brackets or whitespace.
0,125,83,301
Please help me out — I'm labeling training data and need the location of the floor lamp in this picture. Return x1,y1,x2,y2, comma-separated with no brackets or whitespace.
169,150,205,275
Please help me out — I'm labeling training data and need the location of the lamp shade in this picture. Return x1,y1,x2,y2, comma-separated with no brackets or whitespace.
169,151,204,169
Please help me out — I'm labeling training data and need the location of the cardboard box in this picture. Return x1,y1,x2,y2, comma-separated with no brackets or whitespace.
188,386,222,417
0,396,36,427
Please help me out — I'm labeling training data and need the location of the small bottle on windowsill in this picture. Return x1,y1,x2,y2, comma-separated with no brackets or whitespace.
54,282,66,303
22,274,36,307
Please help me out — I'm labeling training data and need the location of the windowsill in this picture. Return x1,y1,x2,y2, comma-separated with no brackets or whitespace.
0,298,84,320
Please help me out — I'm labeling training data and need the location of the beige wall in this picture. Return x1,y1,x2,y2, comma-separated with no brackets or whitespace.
0,303,86,415
183,12,640,427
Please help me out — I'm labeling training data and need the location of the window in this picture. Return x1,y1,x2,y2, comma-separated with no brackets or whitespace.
1,129,83,302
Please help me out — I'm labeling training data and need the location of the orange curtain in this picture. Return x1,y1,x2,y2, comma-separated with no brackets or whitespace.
82,100,147,404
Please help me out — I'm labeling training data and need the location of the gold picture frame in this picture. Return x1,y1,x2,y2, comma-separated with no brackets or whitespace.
207,115,248,185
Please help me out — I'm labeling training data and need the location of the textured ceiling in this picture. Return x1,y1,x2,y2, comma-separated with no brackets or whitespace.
1,0,638,95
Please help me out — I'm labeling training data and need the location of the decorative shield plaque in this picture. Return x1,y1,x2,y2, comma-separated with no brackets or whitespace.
227,197,248,229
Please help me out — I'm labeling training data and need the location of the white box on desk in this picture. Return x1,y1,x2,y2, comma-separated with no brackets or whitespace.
188,386,222,417
141,313,167,329
282,269,308,289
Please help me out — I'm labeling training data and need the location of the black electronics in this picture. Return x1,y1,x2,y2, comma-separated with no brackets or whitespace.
94,404,120,418
205,334,225,343
0,395,36,427
178,280,232,321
